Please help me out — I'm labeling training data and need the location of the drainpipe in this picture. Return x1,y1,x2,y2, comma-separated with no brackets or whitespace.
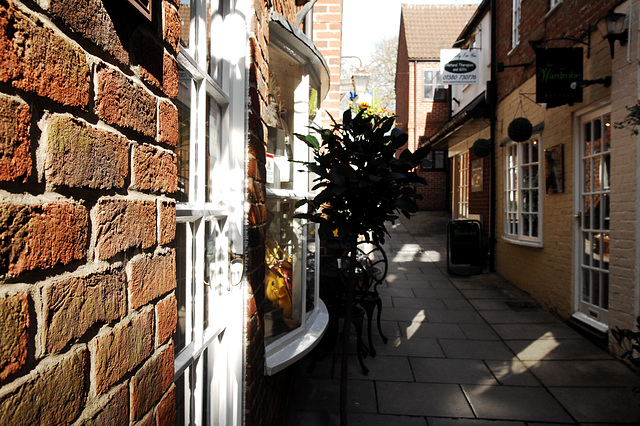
489,0,497,272
414,60,418,150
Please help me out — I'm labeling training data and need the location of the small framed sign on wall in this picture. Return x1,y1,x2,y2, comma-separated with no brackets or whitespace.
545,144,564,194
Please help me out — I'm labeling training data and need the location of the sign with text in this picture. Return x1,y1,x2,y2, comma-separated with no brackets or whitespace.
440,49,478,85
535,48,583,107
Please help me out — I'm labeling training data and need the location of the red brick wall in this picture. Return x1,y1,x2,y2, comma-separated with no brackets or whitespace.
395,16,410,132
468,152,491,241
495,0,620,103
0,0,178,424
314,0,343,126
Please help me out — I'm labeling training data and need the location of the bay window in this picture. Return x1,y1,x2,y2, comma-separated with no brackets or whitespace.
504,137,543,246
264,13,329,375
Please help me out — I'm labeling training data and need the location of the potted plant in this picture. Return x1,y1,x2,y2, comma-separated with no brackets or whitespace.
296,107,429,425
472,138,492,157
508,117,533,142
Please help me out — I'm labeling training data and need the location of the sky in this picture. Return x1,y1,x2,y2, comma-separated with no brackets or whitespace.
341,0,481,65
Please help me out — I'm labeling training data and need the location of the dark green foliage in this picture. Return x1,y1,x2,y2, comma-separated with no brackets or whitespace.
295,109,430,245
612,316,640,367
508,117,533,142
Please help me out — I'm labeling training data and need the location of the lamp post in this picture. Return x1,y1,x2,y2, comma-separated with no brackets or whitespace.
598,9,628,58
341,56,370,109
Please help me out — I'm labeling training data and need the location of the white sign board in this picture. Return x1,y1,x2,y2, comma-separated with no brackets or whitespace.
440,49,478,85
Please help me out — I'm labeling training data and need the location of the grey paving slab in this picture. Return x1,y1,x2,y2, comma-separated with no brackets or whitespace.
428,419,525,426
462,385,575,423
459,323,501,340
459,288,512,299
522,359,640,387
378,287,416,298
484,359,542,386
410,358,498,385
377,382,474,417
439,339,516,360
425,309,485,324
401,321,466,339
549,386,640,423
373,336,445,358
442,298,475,310
479,309,562,324
287,376,375,413
507,338,614,361
492,322,583,340
339,355,415,382
412,288,466,299
392,297,448,310
469,299,512,311
382,306,428,322
389,279,429,289
347,413,428,426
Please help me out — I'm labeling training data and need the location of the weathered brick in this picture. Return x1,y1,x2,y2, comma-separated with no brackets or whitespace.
95,65,157,137
157,384,176,426
158,98,178,146
130,342,174,420
45,114,129,190
0,346,87,425
127,249,176,310
156,294,176,345
131,31,179,98
0,202,88,276
0,1,90,107
76,382,129,426
0,94,31,182
45,0,129,64
0,292,29,381
158,199,176,245
131,143,178,193
90,307,154,394
94,198,156,260
163,2,181,54
41,266,127,354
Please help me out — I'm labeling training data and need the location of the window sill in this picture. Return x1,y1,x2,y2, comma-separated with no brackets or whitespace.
264,299,329,375
502,235,543,248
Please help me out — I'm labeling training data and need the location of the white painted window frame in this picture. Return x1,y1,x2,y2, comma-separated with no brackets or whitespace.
503,137,543,247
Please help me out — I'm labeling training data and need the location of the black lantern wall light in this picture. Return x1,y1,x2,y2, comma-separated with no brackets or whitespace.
598,9,629,58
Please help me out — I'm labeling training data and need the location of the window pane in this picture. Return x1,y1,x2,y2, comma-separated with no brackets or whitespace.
176,69,192,202
208,0,224,82
206,97,222,203
424,70,433,84
306,225,316,313
175,222,189,354
265,199,303,343
179,1,191,49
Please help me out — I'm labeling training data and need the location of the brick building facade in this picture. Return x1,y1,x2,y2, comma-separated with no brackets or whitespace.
0,0,336,424
0,0,179,423
395,4,477,211
427,0,640,355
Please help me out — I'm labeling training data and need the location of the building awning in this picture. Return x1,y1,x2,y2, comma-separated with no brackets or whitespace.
425,92,490,149
269,11,330,101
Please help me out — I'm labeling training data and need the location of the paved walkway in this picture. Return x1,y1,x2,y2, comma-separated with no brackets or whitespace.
286,212,640,425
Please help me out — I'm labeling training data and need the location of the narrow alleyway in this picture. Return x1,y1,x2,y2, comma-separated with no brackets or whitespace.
286,211,640,425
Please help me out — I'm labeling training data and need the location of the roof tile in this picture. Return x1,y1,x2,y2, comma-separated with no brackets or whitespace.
401,3,478,60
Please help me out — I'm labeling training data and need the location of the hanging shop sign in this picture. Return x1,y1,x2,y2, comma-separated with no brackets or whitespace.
535,48,583,107
440,49,478,85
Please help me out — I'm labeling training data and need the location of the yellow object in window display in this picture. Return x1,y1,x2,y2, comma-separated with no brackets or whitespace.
265,237,293,318
265,268,293,318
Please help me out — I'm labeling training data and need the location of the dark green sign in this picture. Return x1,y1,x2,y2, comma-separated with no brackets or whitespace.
536,48,583,108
